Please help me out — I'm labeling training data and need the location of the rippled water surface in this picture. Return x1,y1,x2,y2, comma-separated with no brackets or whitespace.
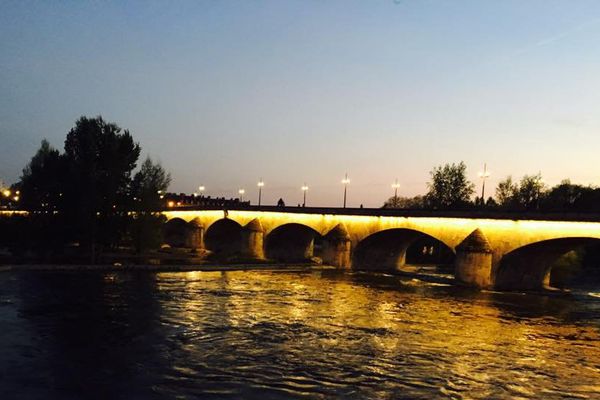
1,269,599,399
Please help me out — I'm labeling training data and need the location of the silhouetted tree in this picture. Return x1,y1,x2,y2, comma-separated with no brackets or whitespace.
130,157,171,253
514,173,546,210
19,139,66,211
540,180,593,212
382,195,425,209
62,116,141,260
495,176,518,208
425,162,475,209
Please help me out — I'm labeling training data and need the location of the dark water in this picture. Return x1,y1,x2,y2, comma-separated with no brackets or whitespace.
1,269,599,399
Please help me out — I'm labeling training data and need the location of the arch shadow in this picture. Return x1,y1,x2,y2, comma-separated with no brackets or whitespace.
353,228,455,271
163,218,190,248
204,218,243,257
495,237,600,291
265,223,322,262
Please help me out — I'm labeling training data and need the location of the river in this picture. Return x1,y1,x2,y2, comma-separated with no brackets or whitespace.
0,269,599,399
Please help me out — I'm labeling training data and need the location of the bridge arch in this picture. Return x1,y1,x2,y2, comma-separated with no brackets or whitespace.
494,237,600,291
204,218,244,257
163,217,191,248
353,228,455,271
265,223,322,262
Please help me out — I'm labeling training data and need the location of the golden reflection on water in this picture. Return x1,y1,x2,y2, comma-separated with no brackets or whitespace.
153,270,600,399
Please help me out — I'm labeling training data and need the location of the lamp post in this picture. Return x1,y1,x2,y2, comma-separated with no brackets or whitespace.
392,179,400,205
341,173,350,208
238,188,245,202
257,179,264,206
478,163,491,205
301,183,308,207
198,185,205,195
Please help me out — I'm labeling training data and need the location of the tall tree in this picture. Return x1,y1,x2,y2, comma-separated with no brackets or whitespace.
19,139,65,211
425,162,475,209
130,157,171,253
131,157,171,211
62,116,141,257
515,173,546,210
495,176,518,208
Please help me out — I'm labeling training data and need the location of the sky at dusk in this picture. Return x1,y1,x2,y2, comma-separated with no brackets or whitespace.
2,0,600,207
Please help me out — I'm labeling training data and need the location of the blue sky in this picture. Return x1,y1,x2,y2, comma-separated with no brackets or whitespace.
2,0,600,206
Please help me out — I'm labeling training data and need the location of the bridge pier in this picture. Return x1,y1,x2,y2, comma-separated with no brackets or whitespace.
454,229,493,288
241,218,265,260
322,223,351,269
187,220,205,251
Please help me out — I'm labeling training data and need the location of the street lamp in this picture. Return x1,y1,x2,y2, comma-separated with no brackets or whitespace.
301,183,308,207
341,173,350,208
478,163,491,204
257,179,264,206
391,179,400,204
238,189,245,202
198,185,205,196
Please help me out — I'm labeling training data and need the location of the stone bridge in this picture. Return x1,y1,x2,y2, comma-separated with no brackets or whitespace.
162,206,600,291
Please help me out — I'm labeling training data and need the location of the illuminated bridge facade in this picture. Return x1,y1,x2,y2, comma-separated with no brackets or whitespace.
163,207,600,291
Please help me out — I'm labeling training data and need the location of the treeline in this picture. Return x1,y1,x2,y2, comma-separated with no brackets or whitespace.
0,116,170,262
384,162,600,212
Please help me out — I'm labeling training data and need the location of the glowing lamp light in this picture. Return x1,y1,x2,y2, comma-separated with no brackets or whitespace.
301,184,308,207
341,173,350,208
167,201,175,208
391,179,400,202
257,181,264,188
2,190,11,197
198,185,205,192
478,163,491,202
